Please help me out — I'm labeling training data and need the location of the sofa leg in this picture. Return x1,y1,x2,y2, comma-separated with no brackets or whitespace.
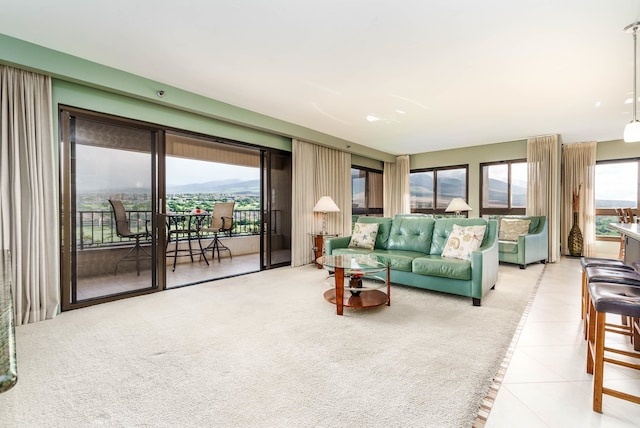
472,298,481,306
520,265,526,270
491,284,495,290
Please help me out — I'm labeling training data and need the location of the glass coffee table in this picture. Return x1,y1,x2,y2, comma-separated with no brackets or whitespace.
320,254,390,316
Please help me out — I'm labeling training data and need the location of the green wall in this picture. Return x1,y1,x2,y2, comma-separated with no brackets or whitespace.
596,138,640,161
53,80,291,150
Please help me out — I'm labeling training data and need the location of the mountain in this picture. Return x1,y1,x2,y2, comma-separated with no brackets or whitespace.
167,178,260,194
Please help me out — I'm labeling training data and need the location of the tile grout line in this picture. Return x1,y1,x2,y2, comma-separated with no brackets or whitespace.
472,263,547,427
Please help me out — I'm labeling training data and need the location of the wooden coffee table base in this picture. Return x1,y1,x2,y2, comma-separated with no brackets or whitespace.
323,289,389,311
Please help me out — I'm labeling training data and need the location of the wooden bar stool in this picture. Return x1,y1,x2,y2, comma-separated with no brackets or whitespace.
580,258,633,321
582,266,640,339
586,282,640,412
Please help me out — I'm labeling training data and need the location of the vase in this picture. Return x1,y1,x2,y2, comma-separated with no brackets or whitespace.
568,212,583,257
349,275,362,296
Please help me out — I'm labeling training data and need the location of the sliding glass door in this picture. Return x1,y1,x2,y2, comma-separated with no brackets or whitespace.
262,150,292,268
60,108,161,310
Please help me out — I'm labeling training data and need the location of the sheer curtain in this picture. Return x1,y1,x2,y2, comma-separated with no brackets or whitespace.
561,142,597,257
383,155,410,217
527,134,560,263
291,139,351,267
0,65,59,324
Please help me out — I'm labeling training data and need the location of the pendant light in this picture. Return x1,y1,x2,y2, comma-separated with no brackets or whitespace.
624,21,640,142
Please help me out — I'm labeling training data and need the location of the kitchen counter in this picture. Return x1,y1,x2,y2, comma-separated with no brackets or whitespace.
0,250,17,393
609,222,640,241
609,223,640,265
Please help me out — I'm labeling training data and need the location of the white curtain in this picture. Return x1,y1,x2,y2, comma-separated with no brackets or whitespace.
0,65,59,324
561,142,597,257
291,139,351,267
383,155,410,217
527,134,560,263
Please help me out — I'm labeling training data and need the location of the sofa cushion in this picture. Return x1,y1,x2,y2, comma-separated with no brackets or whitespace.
412,256,472,281
356,216,393,249
349,222,379,250
499,218,531,241
499,241,519,254
441,224,486,260
387,217,435,253
366,250,425,272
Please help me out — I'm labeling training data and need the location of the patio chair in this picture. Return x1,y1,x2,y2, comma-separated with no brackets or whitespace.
109,199,151,276
200,202,234,262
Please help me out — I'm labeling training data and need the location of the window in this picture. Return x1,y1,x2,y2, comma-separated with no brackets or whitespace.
479,160,527,216
351,167,383,217
595,159,640,238
410,165,468,215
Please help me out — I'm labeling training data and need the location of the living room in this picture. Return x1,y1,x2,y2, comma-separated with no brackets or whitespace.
3,2,640,426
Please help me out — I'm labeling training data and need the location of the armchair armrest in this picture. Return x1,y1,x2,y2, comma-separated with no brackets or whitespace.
220,216,233,232
518,221,548,265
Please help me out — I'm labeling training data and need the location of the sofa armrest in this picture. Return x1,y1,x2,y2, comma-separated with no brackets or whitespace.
325,236,351,255
470,220,499,300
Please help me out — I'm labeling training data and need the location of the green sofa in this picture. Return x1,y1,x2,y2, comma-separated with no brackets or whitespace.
325,215,499,306
497,216,548,269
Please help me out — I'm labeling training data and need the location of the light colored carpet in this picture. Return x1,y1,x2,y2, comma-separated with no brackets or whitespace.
0,262,544,428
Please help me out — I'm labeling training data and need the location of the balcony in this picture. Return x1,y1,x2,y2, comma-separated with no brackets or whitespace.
72,210,274,295
77,209,263,250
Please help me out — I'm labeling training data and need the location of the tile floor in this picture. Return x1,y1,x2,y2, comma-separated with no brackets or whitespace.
484,257,640,427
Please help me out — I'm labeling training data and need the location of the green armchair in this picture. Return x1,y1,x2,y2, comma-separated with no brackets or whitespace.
498,216,548,269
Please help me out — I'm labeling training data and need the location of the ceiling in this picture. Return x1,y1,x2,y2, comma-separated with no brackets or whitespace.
2,0,640,155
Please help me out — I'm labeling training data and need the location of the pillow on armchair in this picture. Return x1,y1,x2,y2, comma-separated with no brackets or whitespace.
348,222,380,251
499,218,531,241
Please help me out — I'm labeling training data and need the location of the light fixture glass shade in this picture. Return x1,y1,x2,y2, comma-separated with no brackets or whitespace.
445,198,472,213
313,196,340,213
624,120,640,142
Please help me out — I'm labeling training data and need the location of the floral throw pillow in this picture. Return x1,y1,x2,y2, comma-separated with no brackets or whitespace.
348,222,380,251
498,218,531,241
441,224,487,260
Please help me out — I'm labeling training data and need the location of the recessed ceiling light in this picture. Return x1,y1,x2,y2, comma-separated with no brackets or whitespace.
594,101,601,108
396,110,406,114
366,115,380,122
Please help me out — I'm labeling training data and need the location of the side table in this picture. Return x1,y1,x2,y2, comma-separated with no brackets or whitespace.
311,233,338,269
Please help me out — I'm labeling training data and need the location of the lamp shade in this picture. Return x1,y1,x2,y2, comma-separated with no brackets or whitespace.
445,198,472,213
313,196,340,213
624,120,640,142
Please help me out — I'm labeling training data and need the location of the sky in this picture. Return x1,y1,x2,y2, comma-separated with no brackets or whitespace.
75,146,259,191
594,162,637,201
166,157,259,186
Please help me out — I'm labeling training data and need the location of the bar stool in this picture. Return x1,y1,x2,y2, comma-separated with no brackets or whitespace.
586,281,640,412
582,266,640,339
580,258,634,321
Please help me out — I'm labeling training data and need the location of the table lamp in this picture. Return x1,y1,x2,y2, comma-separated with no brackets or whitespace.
313,196,340,234
445,198,472,217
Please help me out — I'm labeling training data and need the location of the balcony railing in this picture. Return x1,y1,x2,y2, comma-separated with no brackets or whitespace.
77,209,268,250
